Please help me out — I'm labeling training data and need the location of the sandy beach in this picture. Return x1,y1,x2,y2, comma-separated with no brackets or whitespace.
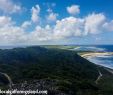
80,52,113,75
81,52,113,58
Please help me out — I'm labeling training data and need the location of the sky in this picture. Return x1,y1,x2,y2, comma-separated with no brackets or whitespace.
0,0,113,45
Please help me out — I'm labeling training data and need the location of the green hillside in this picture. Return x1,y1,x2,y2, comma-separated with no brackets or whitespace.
0,46,113,95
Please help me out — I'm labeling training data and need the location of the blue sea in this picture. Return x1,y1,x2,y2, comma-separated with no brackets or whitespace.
73,45,113,52
74,45,113,69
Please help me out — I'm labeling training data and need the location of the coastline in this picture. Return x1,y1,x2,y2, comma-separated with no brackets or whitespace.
81,52,113,58
79,52,113,74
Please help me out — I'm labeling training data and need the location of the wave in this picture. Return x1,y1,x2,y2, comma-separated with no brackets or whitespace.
86,55,113,69
74,46,106,52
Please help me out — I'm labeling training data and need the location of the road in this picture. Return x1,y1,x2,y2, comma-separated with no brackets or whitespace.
0,72,13,89
95,70,102,84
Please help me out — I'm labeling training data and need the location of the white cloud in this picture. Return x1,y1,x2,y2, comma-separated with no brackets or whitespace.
67,5,80,15
0,12,113,45
84,13,106,35
0,0,21,14
31,5,40,23
21,21,31,29
28,25,53,42
0,16,52,45
0,2,113,45
0,16,28,45
0,16,13,27
103,20,113,32
47,12,58,22
53,17,84,39
0,25,26,45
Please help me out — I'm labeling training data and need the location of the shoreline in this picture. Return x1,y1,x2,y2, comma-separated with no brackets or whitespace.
79,52,113,74
80,52,113,69
81,52,113,58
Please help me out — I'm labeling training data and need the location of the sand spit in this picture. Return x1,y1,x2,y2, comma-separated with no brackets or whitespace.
81,52,113,58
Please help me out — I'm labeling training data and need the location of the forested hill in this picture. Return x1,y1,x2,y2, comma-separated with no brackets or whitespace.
0,46,98,80
0,46,113,95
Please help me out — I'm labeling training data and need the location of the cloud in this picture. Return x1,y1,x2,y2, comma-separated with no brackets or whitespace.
0,16,30,45
31,5,40,23
53,17,84,39
103,20,113,32
28,25,53,42
47,8,52,13
84,13,106,35
0,16,13,27
0,12,113,45
47,12,58,22
67,5,80,15
0,1,113,45
53,13,107,39
21,21,31,29
0,0,21,14
43,2,56,8
0,16,52,45
0,25,26,45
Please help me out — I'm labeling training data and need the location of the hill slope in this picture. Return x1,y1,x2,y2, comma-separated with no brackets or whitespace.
0,46,113,95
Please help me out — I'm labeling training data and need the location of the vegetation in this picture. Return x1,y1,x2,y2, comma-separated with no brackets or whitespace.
0,46,113,95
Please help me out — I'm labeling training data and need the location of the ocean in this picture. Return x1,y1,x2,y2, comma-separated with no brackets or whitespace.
74,45,113,69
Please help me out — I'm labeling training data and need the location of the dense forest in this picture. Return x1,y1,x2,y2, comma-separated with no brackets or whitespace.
0,46,113,95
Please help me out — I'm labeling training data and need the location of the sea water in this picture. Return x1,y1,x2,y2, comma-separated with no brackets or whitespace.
74,45,113,69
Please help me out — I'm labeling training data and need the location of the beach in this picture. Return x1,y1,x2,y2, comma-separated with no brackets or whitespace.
80,52,113,75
